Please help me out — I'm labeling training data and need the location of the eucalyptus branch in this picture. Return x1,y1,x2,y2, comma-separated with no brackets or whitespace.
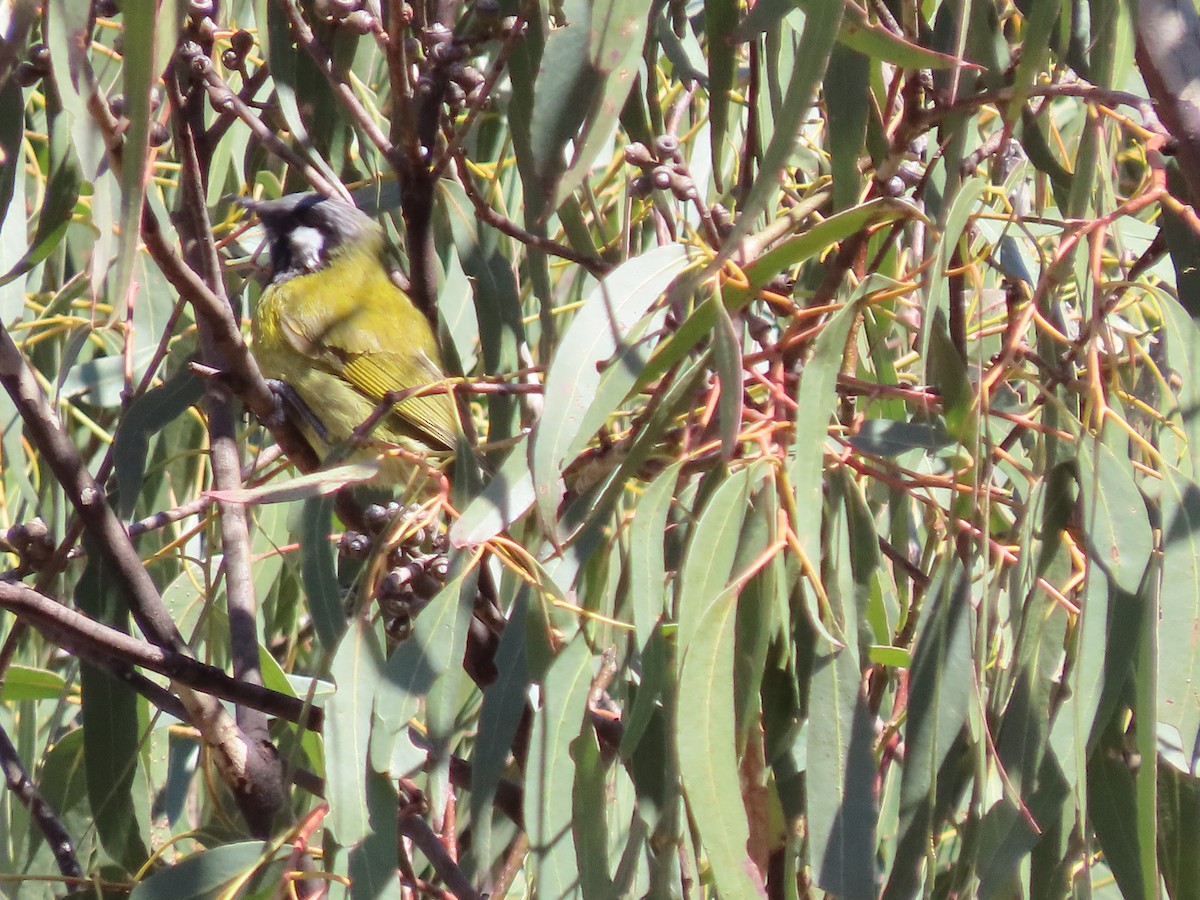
450,150,612,277
5,150,295,827
204,62,271,147
399,811,483,900
272,0,395,159
179,42,345,200
0,324,188,652
910,80,1166,138
111,666,326,799
0,723,82,879
0,580,322,731
170,54,284,835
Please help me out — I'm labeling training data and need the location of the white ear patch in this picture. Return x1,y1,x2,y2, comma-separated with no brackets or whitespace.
286,225,326,274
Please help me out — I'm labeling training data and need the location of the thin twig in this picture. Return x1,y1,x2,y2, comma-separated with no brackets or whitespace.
204,62,271,146
399,812,483,900
272,0,395,159
451,150,612,277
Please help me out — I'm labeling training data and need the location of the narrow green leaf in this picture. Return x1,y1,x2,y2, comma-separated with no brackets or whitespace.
789,299,859,582
346,771,404,898
620,623,671,759
299,495,343,651
527,635,594,898
718,0,843,252
733,491,780,750
1057,566,1110,770
730,199,916,305
469,596,532,874
260,0,340,189
207,462,381,506
80,662,149,873
1157,287,1200,475
677,588,768,898
439,180,527,440
849,418,953,458
628,461,683,645
113,1,158,322
832,1,975,70
449,436,536,547
423,559,481,817
33,728,93,866
1008,0,1062,119
634,293,724,393
1158,467,1200,759
1158,764,1200,900
0,79,26,321
532,244,691,527
1134,546,1160,900
0,114,80,287
113,371,204,517
573,727,613,897
807,645,878,899
75,551,149,874
1076,436,1152,595
884,564,972,898
530,0,598,203
919,175,987,366
710,292,744,460
676,462,768,652
926,309,976,442
45,0,104,174
130,843,287,900
0,80,24,228
0,664,67,702
705,0,738,189
547,0,651,211
371,561,481,754
825,45,869,211
324,616,387,846
1088,726,1146,900
994,593,1068,822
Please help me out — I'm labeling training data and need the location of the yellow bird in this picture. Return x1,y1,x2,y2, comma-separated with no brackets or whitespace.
242,193,459,482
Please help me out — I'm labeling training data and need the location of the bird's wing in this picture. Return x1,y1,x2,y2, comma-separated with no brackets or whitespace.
274,292,460,451
341,349,460,451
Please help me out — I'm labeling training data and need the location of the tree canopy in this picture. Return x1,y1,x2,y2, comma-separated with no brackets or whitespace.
1,0,1199,897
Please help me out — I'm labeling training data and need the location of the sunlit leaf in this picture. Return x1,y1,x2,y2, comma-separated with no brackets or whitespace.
678,587,768,899
532,244,692,527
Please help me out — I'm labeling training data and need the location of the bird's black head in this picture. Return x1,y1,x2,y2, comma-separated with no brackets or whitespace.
240,193,378,283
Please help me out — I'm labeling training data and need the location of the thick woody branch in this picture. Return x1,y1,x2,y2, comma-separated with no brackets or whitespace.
0,580,322,731
171,56,284,835
0,324,187,653
0,722,82,879
138,209,324,475
399,811,483,900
